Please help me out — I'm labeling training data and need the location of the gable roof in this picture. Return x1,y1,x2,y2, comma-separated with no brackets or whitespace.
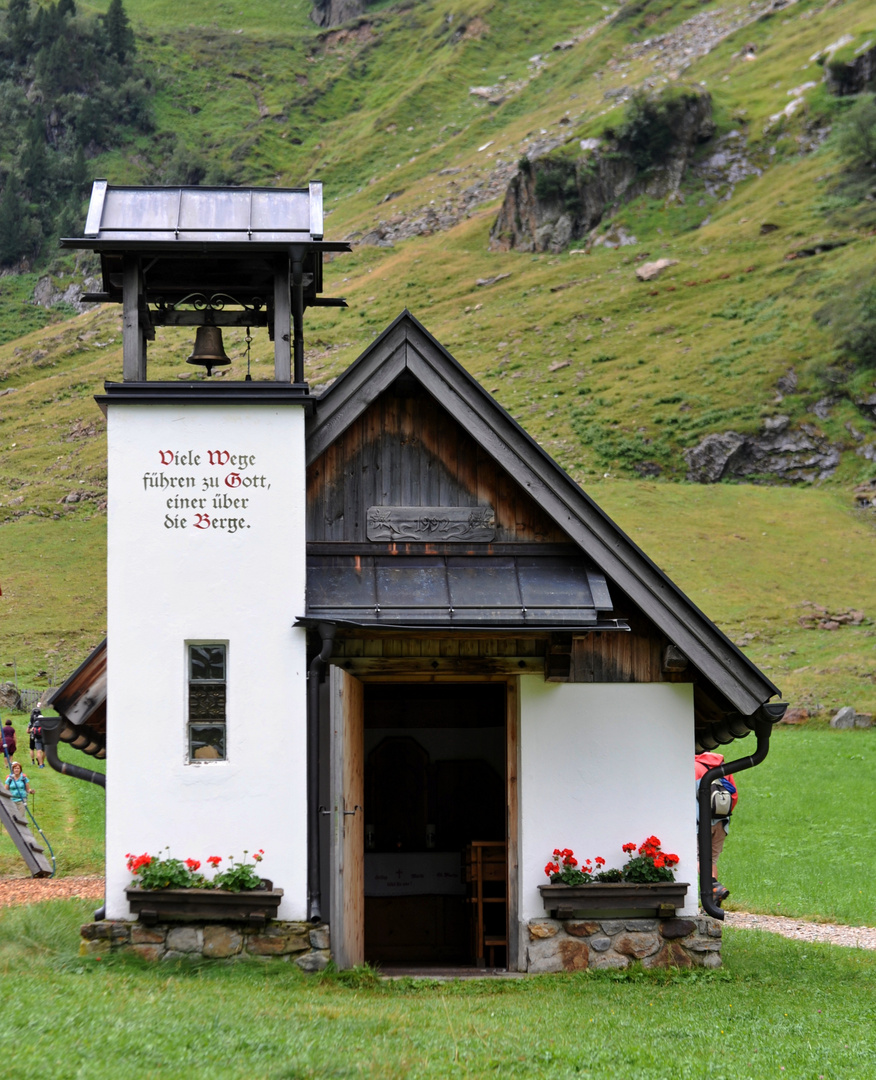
307,310,782,719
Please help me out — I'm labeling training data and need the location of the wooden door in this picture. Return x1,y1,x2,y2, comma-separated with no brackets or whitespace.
329,666,365,969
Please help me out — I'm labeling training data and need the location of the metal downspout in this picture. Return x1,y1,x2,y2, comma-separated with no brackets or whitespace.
697,707,785,919
307,622,335,924
40,718,106,789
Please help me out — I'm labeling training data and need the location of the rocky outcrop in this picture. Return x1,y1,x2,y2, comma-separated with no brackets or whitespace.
0,683,22,710
635,258,677,282
33,272,100,315
684,418,841,483
692,129,762,200
489,87,714,253
310,0,369,28
824,41,876,96
830,706,872,729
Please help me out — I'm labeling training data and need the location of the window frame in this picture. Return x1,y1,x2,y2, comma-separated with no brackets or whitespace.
186,641,228,764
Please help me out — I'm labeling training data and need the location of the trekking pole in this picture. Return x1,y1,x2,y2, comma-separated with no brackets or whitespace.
24,794,56,878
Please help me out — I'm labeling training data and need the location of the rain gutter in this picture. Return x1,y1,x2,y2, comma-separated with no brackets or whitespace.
40,717,106,789
307,623,335,924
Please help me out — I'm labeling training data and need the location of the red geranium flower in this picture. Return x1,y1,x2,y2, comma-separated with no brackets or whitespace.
622,842,636,853
595,856,605,866
127,852,152,873
207,855,222,867
185,858,201,871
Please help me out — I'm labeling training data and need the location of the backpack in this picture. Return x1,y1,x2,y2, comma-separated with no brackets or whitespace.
710,779,734,818
29,710,42,739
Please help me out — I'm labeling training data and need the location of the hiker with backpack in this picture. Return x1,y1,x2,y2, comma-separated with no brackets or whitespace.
5,761,34,808
28,705,46,769
1,717,16,759
695,751,738,905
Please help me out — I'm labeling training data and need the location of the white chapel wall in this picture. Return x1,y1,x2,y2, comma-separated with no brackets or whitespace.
105,402,307,921
518,678,698,924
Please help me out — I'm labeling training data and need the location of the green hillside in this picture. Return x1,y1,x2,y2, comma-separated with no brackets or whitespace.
1,0,875,717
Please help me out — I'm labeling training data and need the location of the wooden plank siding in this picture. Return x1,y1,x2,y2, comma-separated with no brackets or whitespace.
329,623,692,686
307,381,568,545
331,637,549,660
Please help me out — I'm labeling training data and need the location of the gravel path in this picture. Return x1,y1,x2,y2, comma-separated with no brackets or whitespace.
724,910,876,951
0,879,873,952
0,875,104,908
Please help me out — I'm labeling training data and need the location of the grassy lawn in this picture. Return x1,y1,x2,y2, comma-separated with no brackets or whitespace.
722,726,876,926
0,738,105,878
0,899,873,1079
1,711,874,930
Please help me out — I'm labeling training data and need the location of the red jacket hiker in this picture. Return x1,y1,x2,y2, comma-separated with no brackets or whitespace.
695,752,738,813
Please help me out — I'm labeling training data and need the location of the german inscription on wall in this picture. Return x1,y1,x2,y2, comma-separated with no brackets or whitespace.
143,449,272,534
366,506,496,543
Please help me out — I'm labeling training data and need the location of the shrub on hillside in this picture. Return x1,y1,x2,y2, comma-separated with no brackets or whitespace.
835,93,876,171
608,87,707,172
814,276,876,369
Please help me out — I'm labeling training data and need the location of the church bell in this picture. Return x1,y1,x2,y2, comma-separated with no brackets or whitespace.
186,325,231,376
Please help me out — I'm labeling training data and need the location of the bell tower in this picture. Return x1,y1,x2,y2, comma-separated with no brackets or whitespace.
63,182,349,921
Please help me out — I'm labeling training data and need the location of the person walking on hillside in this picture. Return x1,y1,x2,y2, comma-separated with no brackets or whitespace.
5,761,34,810
695,751,738,904
1,717,16,759
28,704,45,769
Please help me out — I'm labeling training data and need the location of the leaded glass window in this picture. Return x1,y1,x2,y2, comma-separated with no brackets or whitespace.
188,644,226,761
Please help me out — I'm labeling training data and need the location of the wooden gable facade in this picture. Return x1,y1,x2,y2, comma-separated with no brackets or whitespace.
304,312,780,745
306,363,682,686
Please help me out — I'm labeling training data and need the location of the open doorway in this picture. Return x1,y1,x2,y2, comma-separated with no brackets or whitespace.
363,682,508,968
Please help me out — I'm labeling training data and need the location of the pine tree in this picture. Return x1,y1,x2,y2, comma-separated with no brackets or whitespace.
20,110,53,211
104,0,134,63
6,0,33,64
69,145,88,198
0,179,27,265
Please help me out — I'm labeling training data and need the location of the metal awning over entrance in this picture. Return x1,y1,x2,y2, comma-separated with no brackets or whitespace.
305,554,622,629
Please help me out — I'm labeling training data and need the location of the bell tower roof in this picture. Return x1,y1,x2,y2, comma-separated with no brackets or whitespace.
62,180,350,385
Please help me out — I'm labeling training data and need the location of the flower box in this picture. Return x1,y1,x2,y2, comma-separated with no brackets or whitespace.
538,881,689,919
126,880,283,928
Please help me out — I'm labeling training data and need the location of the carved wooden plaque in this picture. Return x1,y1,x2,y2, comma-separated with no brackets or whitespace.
366,506,496,543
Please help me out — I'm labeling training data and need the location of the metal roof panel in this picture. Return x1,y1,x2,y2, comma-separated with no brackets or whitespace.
306,554,613,628
74,181,322,246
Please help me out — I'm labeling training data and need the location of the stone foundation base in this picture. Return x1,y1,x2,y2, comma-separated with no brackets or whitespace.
526,915,721,972
80,920,331,969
